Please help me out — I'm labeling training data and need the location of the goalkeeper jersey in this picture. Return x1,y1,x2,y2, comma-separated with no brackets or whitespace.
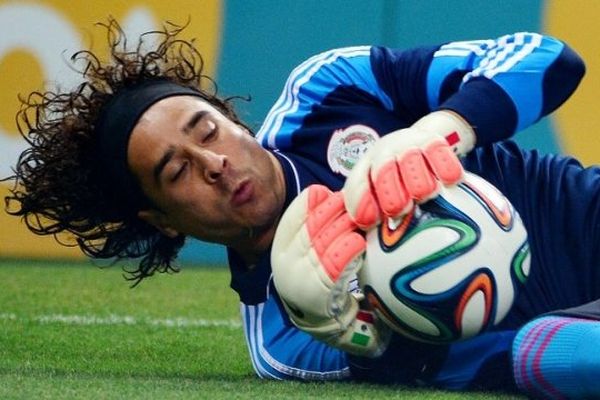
226,32,594,389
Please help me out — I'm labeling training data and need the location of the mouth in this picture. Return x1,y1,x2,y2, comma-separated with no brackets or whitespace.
231,179,254,207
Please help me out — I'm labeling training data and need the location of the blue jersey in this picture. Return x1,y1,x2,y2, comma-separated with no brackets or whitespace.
227,33,593,389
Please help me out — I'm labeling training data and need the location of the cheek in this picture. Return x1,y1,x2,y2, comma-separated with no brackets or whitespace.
166,199,213,234
169,186,229,224
154,186,201,218
234,131,260,152
170,187,208,212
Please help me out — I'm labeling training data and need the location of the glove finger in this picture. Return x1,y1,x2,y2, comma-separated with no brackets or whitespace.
371,158,412,219
397,149,440,202
307,184,334,209
321,231,366,282
347,189,379,231
313,212,359,264
307,191,348,238
424,141,464,185
342,153,380,230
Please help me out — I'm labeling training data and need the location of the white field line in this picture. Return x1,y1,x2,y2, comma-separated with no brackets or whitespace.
0,312,241,329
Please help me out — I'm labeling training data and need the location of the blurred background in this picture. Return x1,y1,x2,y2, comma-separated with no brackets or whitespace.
0,0,597,266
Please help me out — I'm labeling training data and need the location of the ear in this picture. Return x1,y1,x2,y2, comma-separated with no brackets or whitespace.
137,209,180,238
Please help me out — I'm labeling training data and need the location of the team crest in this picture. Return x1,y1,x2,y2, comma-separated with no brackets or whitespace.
327,125,379,176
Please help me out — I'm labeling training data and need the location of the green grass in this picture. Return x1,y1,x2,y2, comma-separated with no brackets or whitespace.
0,260,524,399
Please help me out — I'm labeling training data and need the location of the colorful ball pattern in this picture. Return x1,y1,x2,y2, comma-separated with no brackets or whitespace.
360,172,530,343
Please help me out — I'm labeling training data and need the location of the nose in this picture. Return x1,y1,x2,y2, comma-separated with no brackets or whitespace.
189,146,227,183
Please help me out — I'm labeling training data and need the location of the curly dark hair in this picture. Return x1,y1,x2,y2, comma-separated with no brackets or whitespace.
3,18,249,286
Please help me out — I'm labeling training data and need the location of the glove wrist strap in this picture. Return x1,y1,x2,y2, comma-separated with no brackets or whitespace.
413,110,476,155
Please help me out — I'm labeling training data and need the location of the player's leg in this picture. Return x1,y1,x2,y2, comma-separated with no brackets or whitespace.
466,142,600,397
512,301,600,399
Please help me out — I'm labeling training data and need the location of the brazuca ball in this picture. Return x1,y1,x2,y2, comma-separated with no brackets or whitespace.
360,172,530,343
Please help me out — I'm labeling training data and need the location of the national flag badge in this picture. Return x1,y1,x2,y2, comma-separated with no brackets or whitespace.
327,124,379,177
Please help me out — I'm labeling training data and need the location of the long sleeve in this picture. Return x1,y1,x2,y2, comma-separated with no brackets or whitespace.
257,33,585,152
229,228,351,381
239,282,351,380
371,32,585,144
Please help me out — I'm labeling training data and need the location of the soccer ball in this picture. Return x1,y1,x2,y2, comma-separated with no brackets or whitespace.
359,172,530,343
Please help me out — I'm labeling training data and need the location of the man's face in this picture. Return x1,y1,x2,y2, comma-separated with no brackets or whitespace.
127,96,285,250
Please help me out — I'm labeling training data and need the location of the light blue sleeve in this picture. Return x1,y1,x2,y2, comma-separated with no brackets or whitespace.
370,32,583,144
427,32,570,132
258,33,583,151
240,288,351,380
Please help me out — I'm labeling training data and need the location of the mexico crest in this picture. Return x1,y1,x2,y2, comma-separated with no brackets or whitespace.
327,124,379,176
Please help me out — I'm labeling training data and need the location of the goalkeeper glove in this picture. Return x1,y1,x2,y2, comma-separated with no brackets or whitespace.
271,184,391,357
342,110,476,230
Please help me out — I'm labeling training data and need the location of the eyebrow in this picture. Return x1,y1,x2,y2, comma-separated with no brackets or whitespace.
183,110,209,134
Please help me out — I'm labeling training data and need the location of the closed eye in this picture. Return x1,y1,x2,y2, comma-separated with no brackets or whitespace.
171,161,188,182
203,127,218,143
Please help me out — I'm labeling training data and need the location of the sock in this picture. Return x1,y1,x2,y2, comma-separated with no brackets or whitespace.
512,316,600,399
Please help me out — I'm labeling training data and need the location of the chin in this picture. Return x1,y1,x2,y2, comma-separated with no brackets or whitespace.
250,207,278,238
251,213,277,236
253,196,281,225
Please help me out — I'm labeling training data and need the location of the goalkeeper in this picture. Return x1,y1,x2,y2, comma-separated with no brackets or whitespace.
6,20,600,398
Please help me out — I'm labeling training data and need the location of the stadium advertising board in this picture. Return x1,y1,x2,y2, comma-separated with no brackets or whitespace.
0,1,220,258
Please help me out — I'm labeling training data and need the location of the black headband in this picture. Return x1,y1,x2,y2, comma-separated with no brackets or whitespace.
94,80,204,214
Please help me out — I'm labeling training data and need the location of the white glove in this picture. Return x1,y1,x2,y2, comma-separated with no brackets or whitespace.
343,110,476,230
271,184,391,357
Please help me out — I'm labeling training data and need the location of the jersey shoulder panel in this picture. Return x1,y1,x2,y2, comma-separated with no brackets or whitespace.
256,46,393,149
